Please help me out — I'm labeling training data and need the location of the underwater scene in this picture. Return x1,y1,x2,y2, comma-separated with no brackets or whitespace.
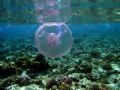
0,0,120,90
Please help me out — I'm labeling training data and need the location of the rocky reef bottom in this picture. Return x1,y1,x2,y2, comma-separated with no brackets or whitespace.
0,29,120,90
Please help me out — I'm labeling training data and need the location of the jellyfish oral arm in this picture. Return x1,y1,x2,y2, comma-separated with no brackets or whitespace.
46,33,61,48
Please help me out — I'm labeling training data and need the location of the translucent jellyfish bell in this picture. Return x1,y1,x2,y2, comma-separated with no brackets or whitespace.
34,0,72,23
35,23,73,58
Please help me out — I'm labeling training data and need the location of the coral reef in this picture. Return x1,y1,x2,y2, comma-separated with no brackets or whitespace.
0,62,17,78
16,71,32,86
0,28,120,90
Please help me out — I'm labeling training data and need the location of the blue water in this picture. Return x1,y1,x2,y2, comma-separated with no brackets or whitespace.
0,23,120,39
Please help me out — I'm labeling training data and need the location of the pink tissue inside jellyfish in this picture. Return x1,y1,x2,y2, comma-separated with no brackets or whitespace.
47,33,61,48
35,23,73,58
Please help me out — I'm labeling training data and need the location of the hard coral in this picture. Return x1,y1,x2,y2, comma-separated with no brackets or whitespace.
0,76,17,90
75,61,92,73
89,84,111,90
0,62,17,78
46,76,72,90
46,79,57,89
58,82,70,90
90,51,101,58
29,54,50,73
16,71,32,86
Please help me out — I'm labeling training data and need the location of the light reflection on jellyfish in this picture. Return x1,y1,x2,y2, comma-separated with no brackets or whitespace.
33,0,71,23
47,0,57,6
34,0,73,58
46,8,60,17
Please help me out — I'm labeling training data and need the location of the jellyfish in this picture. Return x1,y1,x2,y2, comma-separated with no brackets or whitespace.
35,23,73,58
